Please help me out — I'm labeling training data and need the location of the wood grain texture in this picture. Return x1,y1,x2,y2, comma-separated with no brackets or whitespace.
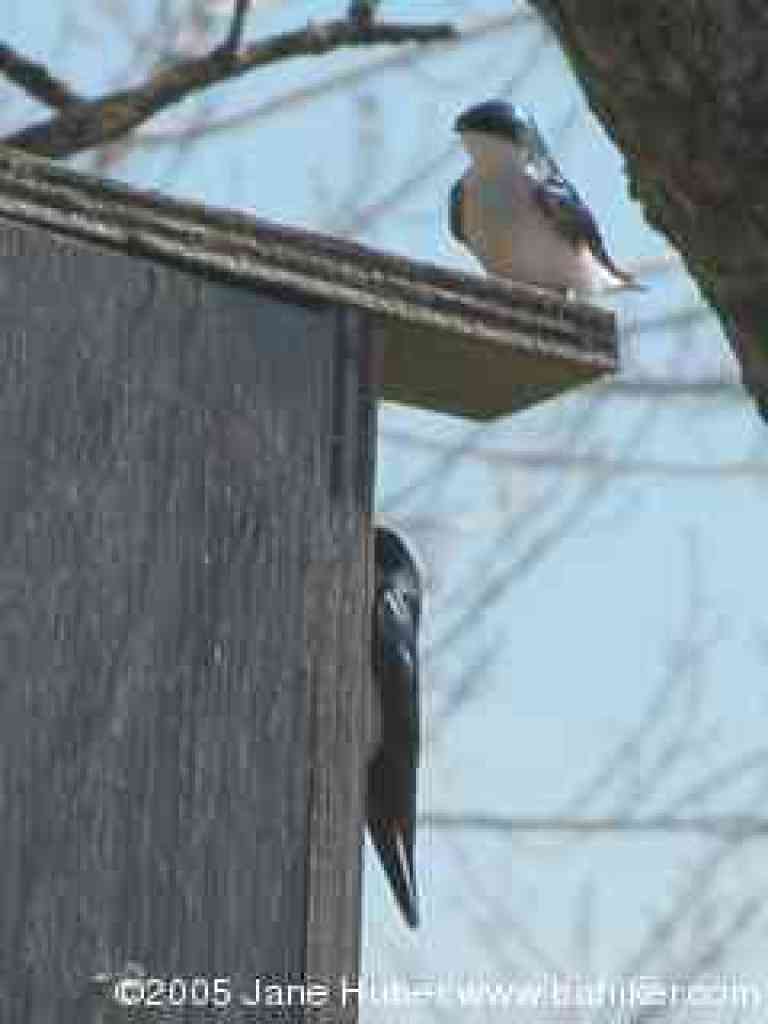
0,145,617,421
0,219,371,1021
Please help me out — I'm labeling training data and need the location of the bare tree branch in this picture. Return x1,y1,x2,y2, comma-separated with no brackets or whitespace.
128,10,537,149
0,41,84,111
347,0,380,30
627,893,767,1024
1,16,456,159
382,430,768,478
422,812,768,837
219,0,251,56
427,392,664,660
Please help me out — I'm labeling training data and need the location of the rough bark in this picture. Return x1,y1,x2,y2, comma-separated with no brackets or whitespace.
530,0,768,419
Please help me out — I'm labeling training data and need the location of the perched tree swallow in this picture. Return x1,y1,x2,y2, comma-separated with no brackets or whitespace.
451,100,640,294
368,526,422,928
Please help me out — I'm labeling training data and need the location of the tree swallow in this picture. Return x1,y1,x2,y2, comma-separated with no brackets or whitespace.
451,100,640,294
368,526,422,928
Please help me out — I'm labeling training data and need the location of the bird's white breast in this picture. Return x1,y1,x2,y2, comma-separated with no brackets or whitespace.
461,163,598,292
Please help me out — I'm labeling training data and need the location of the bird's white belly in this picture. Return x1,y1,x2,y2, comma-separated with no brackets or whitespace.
463,171,594,292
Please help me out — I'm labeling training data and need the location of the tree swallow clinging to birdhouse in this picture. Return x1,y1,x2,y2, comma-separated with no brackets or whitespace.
368,526,422,928
451,100,640,294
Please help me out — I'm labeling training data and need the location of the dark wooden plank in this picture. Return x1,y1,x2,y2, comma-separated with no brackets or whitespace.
302,307,376,1024
0,219,371,1022
0,145,617,421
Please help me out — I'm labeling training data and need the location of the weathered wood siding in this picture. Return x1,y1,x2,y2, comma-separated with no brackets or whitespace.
0,220,373,1022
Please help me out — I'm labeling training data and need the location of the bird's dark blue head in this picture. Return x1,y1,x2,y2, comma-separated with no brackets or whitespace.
454,100,535,144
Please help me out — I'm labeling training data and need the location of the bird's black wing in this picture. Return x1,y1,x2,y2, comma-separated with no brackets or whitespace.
449,176,467,246
367,747,419,928
368,544,421,929
533,175,640,288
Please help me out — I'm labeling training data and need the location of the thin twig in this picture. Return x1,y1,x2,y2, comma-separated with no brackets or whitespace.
2,17,456,159
421,812,768,837
0,41,85,111
381,428,768,477
348,1,379,29
221,0,251,55
132,9,537,149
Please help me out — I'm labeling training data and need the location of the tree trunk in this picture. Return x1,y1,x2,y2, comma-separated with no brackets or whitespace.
530,0,768,419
